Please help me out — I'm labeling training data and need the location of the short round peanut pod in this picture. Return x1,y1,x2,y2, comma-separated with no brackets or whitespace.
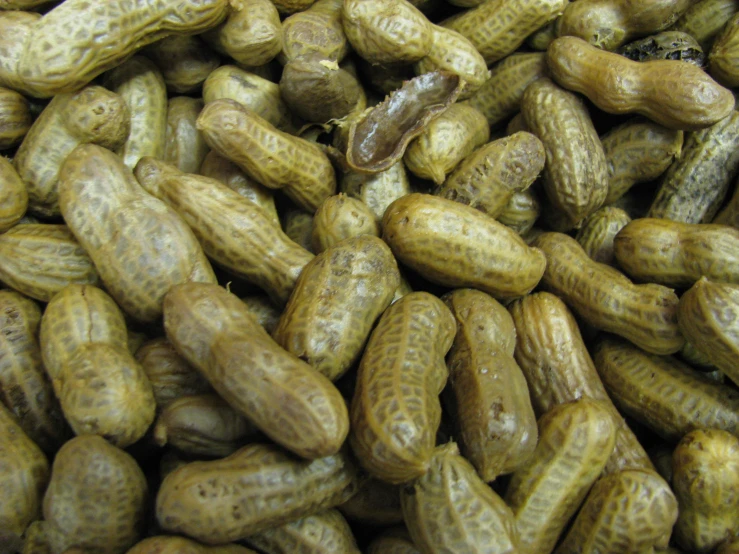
280,0,350,64
42,435,148,554
142,35,221,94
0,86,32,149
0,155,28,232
311,194,380,253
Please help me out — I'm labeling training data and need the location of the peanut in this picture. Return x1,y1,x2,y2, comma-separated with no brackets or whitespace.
163,282,349,459
497,188,541,235
601,117,683,205
0,155,28,232
104,56,168,171
14,86,130,217
17,0,230,97
198,150,279,226
42,435,147,554
710,12,739,87
58,144,216,322
505,399,617,554
442,0,568,65
242,509,361,554
310,194,380,253
509,291,655,474
466,52,547,128
0,86,31,149
164,97,209,174
618,31,706,66
39,284,156,447
127,536,258,554
136,156,313,305
675,0,739,50
383,193,546,300
337,478,403,526
202,65,296,133
557,0,693,51
0,401,49,538
350,291,455,484
593,336,739,441
401,442,519,554
442,289,538,481
273,235,400,381
532,231,684,355
575,206,632,266
197,98,335,213
647,110,739,223
554,469,678,553
280,0,349,64
240,294,282,334
614,218,739,287
155,442,361,544
134,337,211,409
340,161,412,223
283,207,316,254
0,10,40,94
272,0,318,14
678,277,739,386
342,0,433,65
153,393,259,458
366,527,421,554
201,0,282,68
521,77,608,228
142,35,220,94
0,289,67,453
548,36,735,130
436,131,545,218
672,429,739,553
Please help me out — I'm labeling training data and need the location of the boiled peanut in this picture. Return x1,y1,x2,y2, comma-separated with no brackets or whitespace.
42,435,147,554
401,442,519,553
509,291,654,474
442,0,568,65
497,188,541,235
710,12,739,87
155,442,361,544
618,31,706,66
0,155,27,232
366,528,421,554
442,289,538,481
280,0,349,64
0,402,49,539
532,231,683,355
350,291,455,484
593,337,739,441
0,86,31,149
647,110,739,223
548,35,735,130
383,193,546,300
136,156,313,305
675,0,739,50
436,131,545,218
575,206,632,266
554,469,678,554
672,429,739,553
17,0,230,97
340,161,412,223
678,277,739,386
337,478,403,526
126,536,258,554
0,289,67,453
201,0,282,67
273,235,399,381
614,218,739,287
0,10,40,94
163,97,209,174
242,509,361,554
310,194,380,253
14,86,130,217
197,98,335,213
521,77,608,229
505,399,617,554
163,282,349,459
142,35,220,94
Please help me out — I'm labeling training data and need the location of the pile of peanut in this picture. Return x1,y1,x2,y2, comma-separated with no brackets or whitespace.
2,0,739,553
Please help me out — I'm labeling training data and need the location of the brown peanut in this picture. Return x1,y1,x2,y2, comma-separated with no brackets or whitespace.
58,144,216,322
554,469,679,553
350,291,456,484
280,0,349,64
156,442,361,544
14,86,130,217
197,98,336,213
310,194,380,253
337,478,403,526
401,442,520,554
340,161,412,223
509,291,655,474
17,0,230,97
548,35,736,130
521,77,608,229
0,289,67,453
0,155,27,232
383,193,546,300
0,86,31,149
136,156,314,305
532,231,683,355
143,35,220,94
575,206,632,266
497,188,541,235
164,97,209,174
710,12,739,87
366,528,421,554
42,435,148,554
163,282,349,459
593,337,739,441
675,0,739,51
0,10,40,94
127,536,258,554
